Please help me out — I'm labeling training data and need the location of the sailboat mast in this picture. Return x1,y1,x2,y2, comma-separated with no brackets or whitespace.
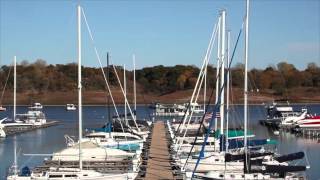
226,30,231,152
77,4,83,171
124,65,127,125
133,55,136,119
13,136,17,175
203,66,207,112
107,52,111,137
13,56,18,175
244,0,250,173
220,10,226,135
13,56,16,121
214,16,221,136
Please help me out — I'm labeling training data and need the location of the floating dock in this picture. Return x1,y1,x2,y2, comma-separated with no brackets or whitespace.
4,121,60,136
260,120,320,139
144,121,174,180
32,159,134,174
295,128,320,138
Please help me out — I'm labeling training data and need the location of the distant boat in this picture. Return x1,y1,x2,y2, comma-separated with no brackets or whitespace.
0,106,6,112
15,105,47,126
0,58,47,131
296,115,320,129
66,104,76,111
29,102,43,110
150,102,204,117
0,122,5,138
273,130,280,135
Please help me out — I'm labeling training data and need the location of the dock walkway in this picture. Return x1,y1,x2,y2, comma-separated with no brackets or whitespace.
4,121,60,136
145,121,174,180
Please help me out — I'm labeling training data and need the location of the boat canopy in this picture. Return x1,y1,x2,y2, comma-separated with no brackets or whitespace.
214,129,254,139
275,107,293,112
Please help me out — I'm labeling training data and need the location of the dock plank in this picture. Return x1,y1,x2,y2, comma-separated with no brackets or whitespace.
145,121,174,180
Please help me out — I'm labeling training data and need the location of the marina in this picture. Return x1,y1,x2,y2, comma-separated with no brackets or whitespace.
1,105,320,179
0,0,319,179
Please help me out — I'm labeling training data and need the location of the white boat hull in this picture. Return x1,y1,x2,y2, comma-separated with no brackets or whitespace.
7,170,137,180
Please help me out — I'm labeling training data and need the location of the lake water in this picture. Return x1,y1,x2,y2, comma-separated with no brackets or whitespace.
0,104,320,179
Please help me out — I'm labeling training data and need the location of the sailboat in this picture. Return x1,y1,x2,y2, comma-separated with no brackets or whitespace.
172,10,276,176
0,56,48,131
190,0,308,179
0,57,36,132
110,63,150,139
7,5,138,180
84,54,145,152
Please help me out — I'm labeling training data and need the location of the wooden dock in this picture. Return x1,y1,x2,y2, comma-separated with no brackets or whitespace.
4,121,60,136
145,121,174,180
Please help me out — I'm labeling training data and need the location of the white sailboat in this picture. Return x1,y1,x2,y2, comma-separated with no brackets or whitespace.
83,54,145,152
111,64,150,139
7,5,138,180
175,10,263,175
192,1,307,179
84,131,144,151
52,140,136,162
1,57,47,130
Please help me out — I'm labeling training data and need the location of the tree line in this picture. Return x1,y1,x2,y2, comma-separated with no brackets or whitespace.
0,59,319,96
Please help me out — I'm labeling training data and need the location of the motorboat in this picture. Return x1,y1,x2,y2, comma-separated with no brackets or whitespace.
260,102,302,128
296,114,320,128
150,102,205,117
15,107,47,126
151,103,186,117
281,111,307,127
66,104,76,111
281,110,320,129
30,102,43,110
0,105,6,111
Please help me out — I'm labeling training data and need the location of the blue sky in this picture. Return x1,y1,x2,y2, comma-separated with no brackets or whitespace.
0,0,319,70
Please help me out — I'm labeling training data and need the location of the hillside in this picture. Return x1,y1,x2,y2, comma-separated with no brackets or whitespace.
0,60,319,105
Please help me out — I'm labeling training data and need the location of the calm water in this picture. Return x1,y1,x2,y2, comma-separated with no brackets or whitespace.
0,105,320,179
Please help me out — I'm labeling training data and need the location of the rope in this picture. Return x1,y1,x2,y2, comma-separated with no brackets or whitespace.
81,8,126,134
175,19,218,138
0,65,12,104
112,65,140,130
191,27,243,177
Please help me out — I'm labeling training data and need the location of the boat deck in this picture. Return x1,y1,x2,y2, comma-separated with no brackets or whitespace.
145,121,174,179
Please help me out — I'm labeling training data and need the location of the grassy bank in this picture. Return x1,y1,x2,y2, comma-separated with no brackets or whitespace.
1,87,319,105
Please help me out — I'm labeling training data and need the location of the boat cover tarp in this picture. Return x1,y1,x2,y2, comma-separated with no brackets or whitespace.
225,152,274,162
252,165,306,173
228,139,277,149
274,151,304,163
220,136,278,151
214,129,254,138
86,123,112,133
